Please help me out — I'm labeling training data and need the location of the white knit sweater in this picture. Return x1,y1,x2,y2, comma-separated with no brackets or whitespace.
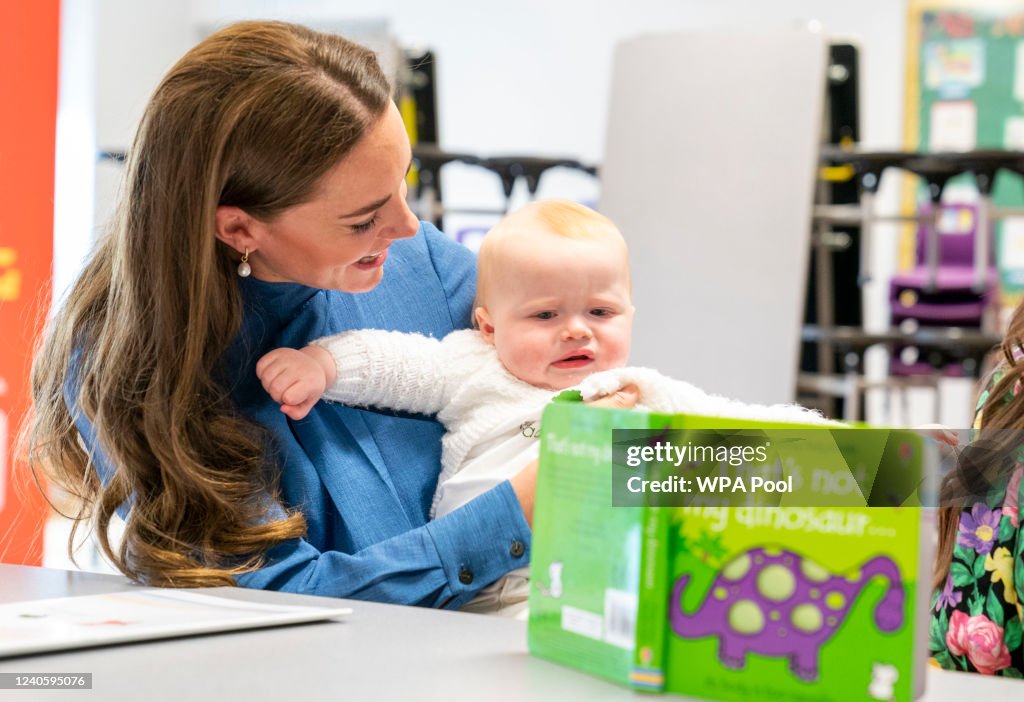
313,328,838,518
315,329,553,517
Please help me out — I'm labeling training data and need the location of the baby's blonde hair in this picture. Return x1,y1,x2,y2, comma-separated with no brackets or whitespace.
474,200,628,318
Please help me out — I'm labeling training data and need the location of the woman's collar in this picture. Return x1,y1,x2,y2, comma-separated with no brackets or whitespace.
238,276,322,325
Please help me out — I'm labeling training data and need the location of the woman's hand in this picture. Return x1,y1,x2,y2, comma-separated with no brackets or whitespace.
256,346,336,420
511,384,640,526
916,423,959,446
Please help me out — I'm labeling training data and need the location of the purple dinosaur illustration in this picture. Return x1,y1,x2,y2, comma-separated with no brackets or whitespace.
669,547,904,681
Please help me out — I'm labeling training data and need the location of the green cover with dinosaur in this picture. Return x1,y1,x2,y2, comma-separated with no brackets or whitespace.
527,401,933,701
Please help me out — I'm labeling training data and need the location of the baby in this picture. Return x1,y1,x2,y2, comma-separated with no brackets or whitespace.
256,200,833,616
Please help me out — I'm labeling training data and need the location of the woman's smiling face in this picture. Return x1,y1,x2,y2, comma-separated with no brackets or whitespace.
246,103,420,292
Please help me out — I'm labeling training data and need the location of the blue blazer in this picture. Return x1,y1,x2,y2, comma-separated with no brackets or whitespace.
71,223,531,607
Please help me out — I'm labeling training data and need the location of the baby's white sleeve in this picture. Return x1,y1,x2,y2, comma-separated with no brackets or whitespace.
679,390,844,426
578,367,841,426
312,329,452,415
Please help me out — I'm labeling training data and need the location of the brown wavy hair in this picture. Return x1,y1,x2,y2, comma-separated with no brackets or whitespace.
934,304,1024,588
25,21,391,586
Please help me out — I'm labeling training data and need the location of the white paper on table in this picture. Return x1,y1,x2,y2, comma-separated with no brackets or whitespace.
0,589,351,658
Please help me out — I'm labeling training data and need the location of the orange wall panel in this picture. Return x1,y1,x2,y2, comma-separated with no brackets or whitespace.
0,1,61,564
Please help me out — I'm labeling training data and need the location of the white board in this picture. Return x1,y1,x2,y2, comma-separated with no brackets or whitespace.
601,28,827,405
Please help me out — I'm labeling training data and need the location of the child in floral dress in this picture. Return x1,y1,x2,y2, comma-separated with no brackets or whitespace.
930,353,1024,677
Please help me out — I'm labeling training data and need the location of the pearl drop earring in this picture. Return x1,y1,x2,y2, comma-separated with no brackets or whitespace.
237,249,251,278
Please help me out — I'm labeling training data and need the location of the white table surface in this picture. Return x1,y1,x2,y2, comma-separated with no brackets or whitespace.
0,564,1019,701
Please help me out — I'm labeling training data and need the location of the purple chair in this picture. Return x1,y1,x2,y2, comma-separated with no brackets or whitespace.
889,202,997,376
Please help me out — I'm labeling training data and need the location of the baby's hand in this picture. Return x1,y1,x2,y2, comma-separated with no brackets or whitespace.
256,346,335,421
586,383,639,409
577,368,660,404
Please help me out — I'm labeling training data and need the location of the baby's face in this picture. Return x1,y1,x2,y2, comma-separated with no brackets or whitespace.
477,235,633,391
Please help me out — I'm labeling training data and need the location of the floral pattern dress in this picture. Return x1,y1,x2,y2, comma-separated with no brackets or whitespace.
930,367,1024,677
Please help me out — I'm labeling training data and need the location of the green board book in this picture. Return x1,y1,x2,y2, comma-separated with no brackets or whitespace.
527,401,934,701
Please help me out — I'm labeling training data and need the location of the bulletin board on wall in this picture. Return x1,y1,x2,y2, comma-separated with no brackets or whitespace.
905,0,1024,308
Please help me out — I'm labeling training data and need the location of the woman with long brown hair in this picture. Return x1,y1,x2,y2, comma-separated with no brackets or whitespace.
931,308,1024,676
26,20,540,605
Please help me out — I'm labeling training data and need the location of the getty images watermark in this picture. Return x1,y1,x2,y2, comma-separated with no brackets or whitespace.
606,427,995,508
